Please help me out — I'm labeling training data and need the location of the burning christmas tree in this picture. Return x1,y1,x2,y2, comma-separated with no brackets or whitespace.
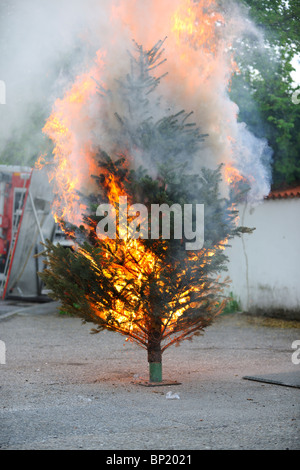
39,37,252,383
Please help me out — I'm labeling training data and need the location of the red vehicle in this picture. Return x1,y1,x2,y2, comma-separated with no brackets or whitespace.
0,165,72,300
0,165,32,274
0,164,64,300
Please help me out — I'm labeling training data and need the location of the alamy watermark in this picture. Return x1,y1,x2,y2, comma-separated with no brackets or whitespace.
0,80,6,105
96,196,204,251
291,340,300,365
0,340,6,364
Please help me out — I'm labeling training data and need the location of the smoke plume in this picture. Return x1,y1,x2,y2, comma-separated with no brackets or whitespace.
0,0,273,206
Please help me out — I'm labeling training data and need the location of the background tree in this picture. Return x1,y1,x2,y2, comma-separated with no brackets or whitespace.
230,0,300,188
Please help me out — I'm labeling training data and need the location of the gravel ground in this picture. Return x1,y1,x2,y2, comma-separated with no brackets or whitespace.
0,302,299,450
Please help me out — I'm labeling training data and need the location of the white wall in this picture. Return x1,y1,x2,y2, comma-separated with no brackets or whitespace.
224,198,300,317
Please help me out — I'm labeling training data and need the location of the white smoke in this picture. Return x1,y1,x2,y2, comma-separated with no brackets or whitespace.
0,0,273,204
0,0,111,162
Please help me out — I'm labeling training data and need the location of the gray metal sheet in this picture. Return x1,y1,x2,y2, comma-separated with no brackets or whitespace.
5,168,55,298
243,371,300,389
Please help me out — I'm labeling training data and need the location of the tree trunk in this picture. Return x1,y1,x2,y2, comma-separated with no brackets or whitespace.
147,327,162,382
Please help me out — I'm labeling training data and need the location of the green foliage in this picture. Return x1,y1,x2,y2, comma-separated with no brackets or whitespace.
39,40,247,374
240,0,300,51
221,292,241,315
39,156,238,354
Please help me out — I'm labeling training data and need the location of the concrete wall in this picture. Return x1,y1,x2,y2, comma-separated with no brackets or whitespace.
224,198,300,319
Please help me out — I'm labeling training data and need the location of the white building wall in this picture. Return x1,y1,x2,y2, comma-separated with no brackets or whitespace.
224,198,300,318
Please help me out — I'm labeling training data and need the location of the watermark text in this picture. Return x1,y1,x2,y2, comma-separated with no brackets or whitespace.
96,197,204,251
0,340,6,364
0,80,6,105
291,340,300,365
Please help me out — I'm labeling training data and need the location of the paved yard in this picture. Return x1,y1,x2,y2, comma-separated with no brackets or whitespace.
0,303,299,450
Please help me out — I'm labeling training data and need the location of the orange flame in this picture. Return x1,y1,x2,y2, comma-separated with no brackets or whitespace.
224,165,245,186
39,51,106,228
171,0,224,53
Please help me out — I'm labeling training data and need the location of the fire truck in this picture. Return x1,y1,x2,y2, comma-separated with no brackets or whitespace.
0,165,32,272
0,165,66,301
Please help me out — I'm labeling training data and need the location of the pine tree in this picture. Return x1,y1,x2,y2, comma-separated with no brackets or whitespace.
39,40,249,383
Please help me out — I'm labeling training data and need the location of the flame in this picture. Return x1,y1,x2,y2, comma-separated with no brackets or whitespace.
224,165,245,186
39,51,106,228
78,168,225,335
171,0,224,53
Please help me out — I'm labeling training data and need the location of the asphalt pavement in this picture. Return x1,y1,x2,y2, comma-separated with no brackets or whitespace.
0,301,299,450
